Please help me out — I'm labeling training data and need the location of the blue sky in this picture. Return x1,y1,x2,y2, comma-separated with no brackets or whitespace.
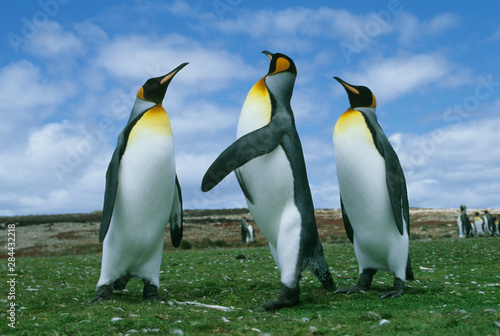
1,1,499,215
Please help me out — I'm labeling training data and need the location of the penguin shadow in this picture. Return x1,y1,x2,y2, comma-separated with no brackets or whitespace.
88,282,171,304
334,277,427,299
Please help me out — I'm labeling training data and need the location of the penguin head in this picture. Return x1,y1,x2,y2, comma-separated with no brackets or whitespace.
262,51,296,102
262,50,297,76
137,62,189,105
334,77,377,109
460,205,466,211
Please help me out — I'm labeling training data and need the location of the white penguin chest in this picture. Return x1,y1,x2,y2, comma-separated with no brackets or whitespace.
111,107,176,240
237,77,271,137
333,111,393,235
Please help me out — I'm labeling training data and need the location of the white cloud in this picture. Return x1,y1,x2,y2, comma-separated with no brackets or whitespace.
22,21,85,57
0,122,111,215
338,53,470,102
95,34,256,93
0,60,70,111
390,115,500,208
170,99,239,138
203,7,367,39
0,60,77,144
395,12,460,45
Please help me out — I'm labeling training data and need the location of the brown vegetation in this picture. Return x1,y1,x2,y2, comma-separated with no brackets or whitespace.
1,208,498,258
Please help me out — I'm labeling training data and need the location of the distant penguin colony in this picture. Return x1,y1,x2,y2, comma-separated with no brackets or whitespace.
92,49,499,310
332,77,414,298
202,51,335,311
91,63,187,302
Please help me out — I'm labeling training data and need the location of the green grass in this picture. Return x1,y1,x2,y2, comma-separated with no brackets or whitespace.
2,238,499,335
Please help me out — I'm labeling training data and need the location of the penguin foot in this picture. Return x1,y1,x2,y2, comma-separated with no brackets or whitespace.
260,284,300,312
113,275,133,291
142,282,166,302
380,277,405,299
320,274,336,292
335,269,375,295
334,285,367,295
380,288,403,299
90,284,112,303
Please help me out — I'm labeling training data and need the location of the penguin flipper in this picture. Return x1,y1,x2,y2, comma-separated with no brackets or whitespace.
340,196,354,243
99,132,126,243
383,144,409,236
201,124,285,192
370,124,409,236
169,175,183,248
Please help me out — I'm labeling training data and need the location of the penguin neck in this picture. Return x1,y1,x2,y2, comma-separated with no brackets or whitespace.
353,106,376,115
128,98,157,123
264,72,295,108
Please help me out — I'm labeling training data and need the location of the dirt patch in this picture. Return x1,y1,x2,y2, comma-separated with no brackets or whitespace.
1,208,498,258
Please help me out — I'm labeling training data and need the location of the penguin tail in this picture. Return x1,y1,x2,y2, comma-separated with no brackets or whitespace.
406,254,415,281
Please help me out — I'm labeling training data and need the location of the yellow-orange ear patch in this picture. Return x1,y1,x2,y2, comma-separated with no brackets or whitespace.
272,57,290,74
370,94,377,107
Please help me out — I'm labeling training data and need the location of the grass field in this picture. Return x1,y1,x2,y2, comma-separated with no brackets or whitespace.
2,236,499,335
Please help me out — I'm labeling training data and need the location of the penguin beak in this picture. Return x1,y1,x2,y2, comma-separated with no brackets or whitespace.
140,62,189,105
262,50,274,60
160,62,189,85
333,77,359,95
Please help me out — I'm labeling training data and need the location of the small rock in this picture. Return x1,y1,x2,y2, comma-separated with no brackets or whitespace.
366,311,382,319
221,317,230,323
379,319,390,326
110,317,122,322
170,328,184,335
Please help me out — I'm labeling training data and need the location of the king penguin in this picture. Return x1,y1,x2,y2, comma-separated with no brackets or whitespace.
91,63,187,302
201,51,335,311
457,205,468,238
332,77,414,299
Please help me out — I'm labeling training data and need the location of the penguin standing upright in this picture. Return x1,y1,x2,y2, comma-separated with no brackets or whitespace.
474,212,485,237
202,51,335,311
332,77,414,298
457,205,469,238
497,215,500,236
484,210,495,235
459,205,473,237
91,63,187,302
241,217,255,244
